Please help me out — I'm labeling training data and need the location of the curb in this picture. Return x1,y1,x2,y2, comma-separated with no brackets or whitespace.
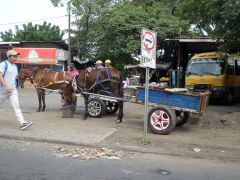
0,134,94,148
1,134,240,162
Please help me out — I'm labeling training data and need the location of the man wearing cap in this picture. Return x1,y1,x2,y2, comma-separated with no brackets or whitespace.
0,50,33,130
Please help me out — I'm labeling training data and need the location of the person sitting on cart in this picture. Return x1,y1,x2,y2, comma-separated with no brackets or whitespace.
69,63,79,79
95,60,103,69
105,59,112,68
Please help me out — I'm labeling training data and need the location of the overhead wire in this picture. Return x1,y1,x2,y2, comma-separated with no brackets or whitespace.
0,15,67,26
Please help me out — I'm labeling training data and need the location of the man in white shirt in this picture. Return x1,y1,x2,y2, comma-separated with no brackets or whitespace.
0,50,33,130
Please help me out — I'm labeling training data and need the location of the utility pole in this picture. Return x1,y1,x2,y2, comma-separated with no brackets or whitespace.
68,8,71,66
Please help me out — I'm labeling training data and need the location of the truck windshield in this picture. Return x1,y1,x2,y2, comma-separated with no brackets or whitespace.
187,58,225,75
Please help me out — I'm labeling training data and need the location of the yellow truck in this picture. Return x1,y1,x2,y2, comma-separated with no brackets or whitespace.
185,52,240,104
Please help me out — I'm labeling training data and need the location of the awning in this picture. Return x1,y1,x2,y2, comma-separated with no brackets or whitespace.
164,38,220,52
124,64,145,69
124,62,172,70
156,62,172,70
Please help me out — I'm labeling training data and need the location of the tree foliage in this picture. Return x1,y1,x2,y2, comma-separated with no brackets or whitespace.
0,21,64,41
51,0,190,68
92,1,190,68
51,0,114,60
176,0,240,46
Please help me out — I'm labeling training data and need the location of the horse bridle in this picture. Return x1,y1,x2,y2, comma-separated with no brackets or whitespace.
71,70,88,94
20,71,34,84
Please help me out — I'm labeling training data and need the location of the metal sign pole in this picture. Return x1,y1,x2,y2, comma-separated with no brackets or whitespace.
141,28,157,143
144,67,149,143
68,7,71,66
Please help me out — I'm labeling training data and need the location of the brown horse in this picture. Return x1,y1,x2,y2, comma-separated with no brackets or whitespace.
19,67,76,112
63,67,124,122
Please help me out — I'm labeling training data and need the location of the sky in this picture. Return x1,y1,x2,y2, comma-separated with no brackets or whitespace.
0,0,69,40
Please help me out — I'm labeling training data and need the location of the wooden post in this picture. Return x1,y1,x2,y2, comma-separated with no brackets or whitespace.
177,44,181,88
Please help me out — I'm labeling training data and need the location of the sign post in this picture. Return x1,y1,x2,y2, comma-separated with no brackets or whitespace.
140,28,157,143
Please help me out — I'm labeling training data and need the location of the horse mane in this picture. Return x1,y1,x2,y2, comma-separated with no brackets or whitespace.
32,67,39,79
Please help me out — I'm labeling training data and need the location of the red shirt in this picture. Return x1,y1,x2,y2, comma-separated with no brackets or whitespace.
70,68,79,77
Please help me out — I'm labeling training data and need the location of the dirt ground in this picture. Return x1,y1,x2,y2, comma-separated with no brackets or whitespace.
100,101,240,162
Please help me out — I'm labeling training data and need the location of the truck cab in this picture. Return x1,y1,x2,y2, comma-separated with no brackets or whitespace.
185,52,240,104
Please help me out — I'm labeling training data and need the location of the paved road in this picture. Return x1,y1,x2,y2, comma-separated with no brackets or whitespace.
0,139,239,180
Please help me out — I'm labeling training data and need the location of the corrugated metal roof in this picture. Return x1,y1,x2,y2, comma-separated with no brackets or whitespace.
0,42,20,45
165,38,223,43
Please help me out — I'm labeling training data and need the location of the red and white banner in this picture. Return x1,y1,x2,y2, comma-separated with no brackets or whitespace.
13,48,58,65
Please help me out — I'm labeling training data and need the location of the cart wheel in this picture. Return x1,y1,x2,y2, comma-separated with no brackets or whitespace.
175,111,190,127
148,105,177,135
105,101,119,114
88,98,106,118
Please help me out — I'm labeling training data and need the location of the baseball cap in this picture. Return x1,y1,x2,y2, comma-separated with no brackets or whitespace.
6,50,20,58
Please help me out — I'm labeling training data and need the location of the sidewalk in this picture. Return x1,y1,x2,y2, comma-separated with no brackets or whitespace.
0,89,240,162
0,110,117,146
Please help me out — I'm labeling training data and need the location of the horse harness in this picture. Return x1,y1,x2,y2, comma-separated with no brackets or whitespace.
73,67,118,97
26,69,68,96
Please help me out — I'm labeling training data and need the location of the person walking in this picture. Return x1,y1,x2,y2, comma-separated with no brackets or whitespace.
0,50,33,130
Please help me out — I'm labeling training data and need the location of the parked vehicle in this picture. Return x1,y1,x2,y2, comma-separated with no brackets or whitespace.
185,52,240,104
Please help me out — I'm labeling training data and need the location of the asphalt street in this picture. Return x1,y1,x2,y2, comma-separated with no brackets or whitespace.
0,139,239,180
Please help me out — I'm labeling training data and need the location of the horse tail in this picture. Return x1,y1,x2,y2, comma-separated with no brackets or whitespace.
63,80,75,105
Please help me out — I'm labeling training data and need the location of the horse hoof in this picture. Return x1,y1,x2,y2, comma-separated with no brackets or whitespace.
116,119,122,123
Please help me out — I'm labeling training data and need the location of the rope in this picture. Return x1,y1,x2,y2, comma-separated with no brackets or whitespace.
54,72,59,82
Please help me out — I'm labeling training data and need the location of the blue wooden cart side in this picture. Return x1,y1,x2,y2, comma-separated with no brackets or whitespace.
137,87,210,113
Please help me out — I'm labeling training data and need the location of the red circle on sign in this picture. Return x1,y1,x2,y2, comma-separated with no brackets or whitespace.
143,31,155,51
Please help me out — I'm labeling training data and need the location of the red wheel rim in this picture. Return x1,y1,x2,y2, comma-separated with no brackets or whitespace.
150,110,170,130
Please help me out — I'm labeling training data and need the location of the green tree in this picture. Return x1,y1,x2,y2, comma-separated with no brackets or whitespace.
0,22,64,41
51,0,114,60
0,29,14,41
51,0,191,69
176,0,240,48
92,1,190,68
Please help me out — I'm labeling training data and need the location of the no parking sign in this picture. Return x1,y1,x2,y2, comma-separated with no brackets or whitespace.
140,28,157,69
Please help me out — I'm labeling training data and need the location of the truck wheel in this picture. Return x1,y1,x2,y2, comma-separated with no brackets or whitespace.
148,105,177,135
175,111,190,127
88,98,106,118
105,101,119,114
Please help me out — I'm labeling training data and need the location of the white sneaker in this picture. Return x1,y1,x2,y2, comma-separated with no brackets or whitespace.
20,122,34,130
